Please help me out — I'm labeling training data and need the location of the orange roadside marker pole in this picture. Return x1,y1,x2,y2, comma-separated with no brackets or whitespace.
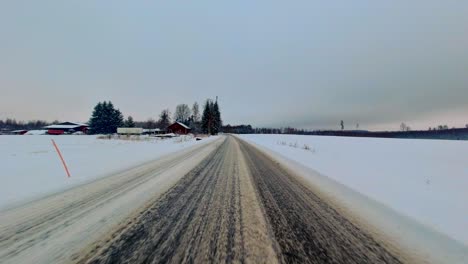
51,139,71,177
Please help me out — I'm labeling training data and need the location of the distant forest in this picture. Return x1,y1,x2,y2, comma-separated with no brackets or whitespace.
221,124,468,140
0,119,56,131
2,118,468,140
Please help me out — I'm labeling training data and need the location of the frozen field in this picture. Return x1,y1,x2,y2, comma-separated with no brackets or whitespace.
0,135,215,210
239,134,468,246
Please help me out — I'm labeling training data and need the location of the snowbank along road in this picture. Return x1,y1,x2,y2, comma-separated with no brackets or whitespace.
1,135,415,263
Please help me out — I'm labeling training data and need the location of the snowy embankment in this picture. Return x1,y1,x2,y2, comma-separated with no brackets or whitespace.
239,134,468,248
0,135,215,210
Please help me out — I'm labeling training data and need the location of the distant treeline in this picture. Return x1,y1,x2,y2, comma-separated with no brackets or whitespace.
302,128,468,140
88,98,222,135
0,119,57,131
222,125,305,134
1,97,223,136
222,124,468,140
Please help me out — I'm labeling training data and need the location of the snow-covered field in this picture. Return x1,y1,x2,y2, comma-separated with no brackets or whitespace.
0,135,215,210
239,134,468,246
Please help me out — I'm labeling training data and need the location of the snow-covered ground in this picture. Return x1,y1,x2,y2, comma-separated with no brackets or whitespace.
239,134,468,247
0,135,215,210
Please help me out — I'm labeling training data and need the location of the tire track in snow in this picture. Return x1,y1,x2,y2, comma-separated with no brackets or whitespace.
79,136,277,264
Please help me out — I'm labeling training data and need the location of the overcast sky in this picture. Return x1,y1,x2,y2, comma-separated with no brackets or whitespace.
1,1,467,130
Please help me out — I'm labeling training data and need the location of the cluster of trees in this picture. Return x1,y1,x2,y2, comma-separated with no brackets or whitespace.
428,125,450,131
162,99,221,135
87,98,222,135
400,122,411,131
123,116,135,127
173,103,200,132
128,103,201,133
338,120,468,133
0,119,55,131
221,123,468,141
222,125,254,134
88,101,172,134
88,101,124,134
116,109,173,131
133,109,170,130
221,125,314,135
201,99,222,135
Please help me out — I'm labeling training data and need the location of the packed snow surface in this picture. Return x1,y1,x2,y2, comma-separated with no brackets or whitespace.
239,134,468,246
25,130,47,135
0,135,215,210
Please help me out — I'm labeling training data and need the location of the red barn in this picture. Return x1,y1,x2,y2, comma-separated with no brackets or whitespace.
167,122,191,135
44,122,88,135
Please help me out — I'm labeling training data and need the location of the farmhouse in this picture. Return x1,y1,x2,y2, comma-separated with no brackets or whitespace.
167,122,191,135
44,122,89,135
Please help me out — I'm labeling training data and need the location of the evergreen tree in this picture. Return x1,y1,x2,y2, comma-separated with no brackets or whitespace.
124,116,135,127
89,102,104,134
212,99,222,134
158,109,171,129
201,99,222,135
88,101,124,134
201,99,213,135
109,102,124,130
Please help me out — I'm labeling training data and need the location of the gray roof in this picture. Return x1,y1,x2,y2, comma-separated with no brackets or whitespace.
175,122,190,129
44,122,88,129
45,124,82,129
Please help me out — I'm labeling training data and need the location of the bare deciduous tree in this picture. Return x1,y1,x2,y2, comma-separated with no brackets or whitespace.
192,102,200,123
174,104,191,123
145,118,157,129
400,122,411,131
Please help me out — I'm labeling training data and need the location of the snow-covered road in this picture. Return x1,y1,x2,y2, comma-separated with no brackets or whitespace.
67,136,407,264
0,137,223,263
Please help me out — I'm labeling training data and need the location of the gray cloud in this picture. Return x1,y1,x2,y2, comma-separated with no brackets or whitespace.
1,1,467,130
